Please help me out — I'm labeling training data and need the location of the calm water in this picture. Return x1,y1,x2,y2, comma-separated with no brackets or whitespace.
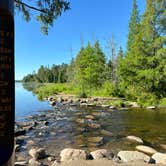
15,82,53,120
15,82,166,154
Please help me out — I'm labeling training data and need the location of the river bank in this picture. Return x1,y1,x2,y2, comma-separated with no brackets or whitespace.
15,93,166,166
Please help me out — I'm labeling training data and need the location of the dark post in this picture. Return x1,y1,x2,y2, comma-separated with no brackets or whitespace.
0,0,15,165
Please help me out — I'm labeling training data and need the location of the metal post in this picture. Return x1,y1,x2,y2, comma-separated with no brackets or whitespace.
0,0,15,165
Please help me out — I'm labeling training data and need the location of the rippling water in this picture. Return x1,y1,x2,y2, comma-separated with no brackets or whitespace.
15,82,166,155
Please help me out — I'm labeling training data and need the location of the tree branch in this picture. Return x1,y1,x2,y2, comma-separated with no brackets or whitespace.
14,0,46,13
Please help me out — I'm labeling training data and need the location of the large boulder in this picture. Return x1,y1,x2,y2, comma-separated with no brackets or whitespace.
136,145,157,155
29,148,46,159
152,152,166,164
117,151,150,163
90,149,113,160
126,136,143,144
60,148,87,161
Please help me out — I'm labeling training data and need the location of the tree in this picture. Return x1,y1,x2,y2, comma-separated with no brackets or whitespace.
15,0,70,34
127,0,140,51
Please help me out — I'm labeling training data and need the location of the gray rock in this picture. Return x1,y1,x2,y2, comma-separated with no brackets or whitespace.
136,145,157,155
101,130,113,137
15,161,27,166
29,148,46,159
28,158,42,166
51,160,59,166
47,156,55,161
152,152,166,164
117,151,150,162
147,106,156,109
126,136,143,144
60,148,87,161
90,149,113,159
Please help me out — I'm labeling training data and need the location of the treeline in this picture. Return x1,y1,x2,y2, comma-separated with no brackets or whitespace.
23,63,68,83
23,0,166,106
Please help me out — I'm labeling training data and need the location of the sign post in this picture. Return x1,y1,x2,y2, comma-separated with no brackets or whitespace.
0,0,15,165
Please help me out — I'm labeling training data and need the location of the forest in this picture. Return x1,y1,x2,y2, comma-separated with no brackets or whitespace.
23,0,166,107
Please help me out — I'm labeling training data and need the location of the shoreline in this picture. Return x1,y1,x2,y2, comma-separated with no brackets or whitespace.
15,96,166,166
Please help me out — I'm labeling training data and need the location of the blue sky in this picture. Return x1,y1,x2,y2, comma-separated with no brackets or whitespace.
15,0,145,80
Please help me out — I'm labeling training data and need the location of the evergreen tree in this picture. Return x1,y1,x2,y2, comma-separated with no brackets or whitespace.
127,0,140,51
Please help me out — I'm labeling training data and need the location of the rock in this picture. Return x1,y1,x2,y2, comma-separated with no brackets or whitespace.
160,144,166,151
147,106,156,109
152,152,166,164
60,148,87,161
87,121,101,129
87,137,104,146
15,129,26,137
15,144,21,152
47,156,55,161
50,101,56,106
129,102,139,108
101,130,113,137
136,145,157,155
28,158,42,166
29,148,46,159
101,105,110,108
109,106,116,109
85,115,95,120
27,140,35,145
15,161,27,166
117,151,150,163
51,160,59,166
90,149,113,159
22,125,33,132
126,136,143,144
75,118,84,124
80,103,88,106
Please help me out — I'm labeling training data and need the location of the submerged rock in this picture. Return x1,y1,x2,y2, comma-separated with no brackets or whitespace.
136,145,157,155
152,152,166,164
87,137,104,146
117,151,150,163
60,148,87,161
126,136,143,144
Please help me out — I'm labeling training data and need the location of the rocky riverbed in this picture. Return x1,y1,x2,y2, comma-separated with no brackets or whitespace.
15,95,166,165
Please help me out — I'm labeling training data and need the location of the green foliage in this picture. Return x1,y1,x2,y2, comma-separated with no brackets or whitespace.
35,83,76,98
23,64,68,83
15,0,70,34
159,98,166,107
127,0,140,51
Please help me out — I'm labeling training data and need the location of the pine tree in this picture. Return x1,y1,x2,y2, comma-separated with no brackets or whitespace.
127,0,140,51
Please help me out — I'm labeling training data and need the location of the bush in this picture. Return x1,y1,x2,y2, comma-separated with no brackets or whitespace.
159,98,166,107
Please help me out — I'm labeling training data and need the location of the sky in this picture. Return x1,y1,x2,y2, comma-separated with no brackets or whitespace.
15,0,145,80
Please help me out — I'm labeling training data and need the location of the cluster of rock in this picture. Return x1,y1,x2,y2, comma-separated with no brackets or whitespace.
15,145,166,166
45,95,161,110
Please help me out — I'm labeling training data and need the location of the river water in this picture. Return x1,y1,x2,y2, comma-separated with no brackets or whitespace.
15,82,166,155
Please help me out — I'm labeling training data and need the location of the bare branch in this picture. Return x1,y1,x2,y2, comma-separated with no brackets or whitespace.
14,0,46,13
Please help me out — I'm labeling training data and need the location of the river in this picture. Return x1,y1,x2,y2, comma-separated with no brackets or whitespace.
15,82,166,155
